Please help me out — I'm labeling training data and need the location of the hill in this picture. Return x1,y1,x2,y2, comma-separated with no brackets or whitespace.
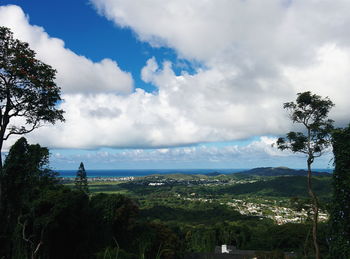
235,167,331,177
216,175,332,199
205,171,222,176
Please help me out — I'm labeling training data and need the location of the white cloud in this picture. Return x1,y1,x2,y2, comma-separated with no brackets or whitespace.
27,91,202,149
23,58,292,150
50,136,333,169
0,5,133,94
1,2,350,152
284,44,350,126
91,0,350,111
87,0,350,146
90,0,350,65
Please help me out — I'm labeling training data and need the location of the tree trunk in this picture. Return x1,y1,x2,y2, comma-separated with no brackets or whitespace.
307,159,320,259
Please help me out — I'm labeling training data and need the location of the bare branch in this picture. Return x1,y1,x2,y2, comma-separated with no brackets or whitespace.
32,228,45,259
17,217,33,246
0,73,8,84
4,121,40,141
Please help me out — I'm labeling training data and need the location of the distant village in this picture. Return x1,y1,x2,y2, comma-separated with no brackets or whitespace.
61,174,328,225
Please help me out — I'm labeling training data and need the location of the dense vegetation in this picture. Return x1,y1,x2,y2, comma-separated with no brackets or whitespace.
87,174,332,206
329,125,350,258
0,138,180,258
65,171,334,258
0,137,337,258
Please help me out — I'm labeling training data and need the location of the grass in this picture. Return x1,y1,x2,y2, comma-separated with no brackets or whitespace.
88,183,130,194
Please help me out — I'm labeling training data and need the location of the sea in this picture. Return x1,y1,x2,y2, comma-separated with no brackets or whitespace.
56,168,333,178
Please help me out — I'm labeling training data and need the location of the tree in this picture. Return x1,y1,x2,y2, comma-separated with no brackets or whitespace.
90,193,139,248
0,26,64,167
329,124,350,258
0,137,58,258
0,138,52,217
0,26,64,241
75,162,88,193
276,91,334,259
28,188,91,259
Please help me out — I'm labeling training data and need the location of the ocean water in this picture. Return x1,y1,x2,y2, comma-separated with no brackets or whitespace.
56,168,333,178
56,169,245,178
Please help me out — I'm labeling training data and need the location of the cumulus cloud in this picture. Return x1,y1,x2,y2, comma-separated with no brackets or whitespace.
91,0,350,64
50,136,333,169
24,58,291,150
284,44,350,126
0,5,133,94
1,2,350,152
87,0,350,145
27,91,201,149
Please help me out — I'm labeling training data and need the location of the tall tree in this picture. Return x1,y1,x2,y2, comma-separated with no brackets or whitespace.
0,137,57,258
276,91,334,259
0,26,64,167
0,26,64,237
329,124,350,258
75,162,88,194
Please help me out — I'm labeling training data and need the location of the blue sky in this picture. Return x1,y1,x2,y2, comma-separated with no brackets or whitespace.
1,0,349,170
1,0,178,92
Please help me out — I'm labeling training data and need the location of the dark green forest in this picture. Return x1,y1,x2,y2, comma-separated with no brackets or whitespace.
0,132,349,258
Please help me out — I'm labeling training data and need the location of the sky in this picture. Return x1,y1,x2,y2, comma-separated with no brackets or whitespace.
0,0,349,170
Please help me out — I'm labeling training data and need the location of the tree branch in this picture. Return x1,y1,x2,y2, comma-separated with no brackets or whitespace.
4,121,40,140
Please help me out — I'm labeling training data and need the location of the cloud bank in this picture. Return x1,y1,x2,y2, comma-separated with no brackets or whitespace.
51,136,333,169
1,2,350,152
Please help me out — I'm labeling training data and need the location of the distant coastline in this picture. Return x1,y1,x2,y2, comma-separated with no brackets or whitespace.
56,168,333,178
56,169,245,178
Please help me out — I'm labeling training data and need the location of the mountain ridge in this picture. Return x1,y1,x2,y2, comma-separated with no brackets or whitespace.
235,167,331,177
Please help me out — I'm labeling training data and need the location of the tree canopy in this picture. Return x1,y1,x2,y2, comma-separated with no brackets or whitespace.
75,162,88,194
0,137,58,258
0,26,64,165
276,91,334,157
276,91,334,259
329,124,350,258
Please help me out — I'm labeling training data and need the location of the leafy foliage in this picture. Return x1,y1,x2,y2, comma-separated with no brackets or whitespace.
0,26,64,162
24,188,91,259
0,137,335,258
216,176,331,199
0,29,65,255
329,125,350,258
235,166,330,177
0,137,59,258
75,162,88,194
277,91,334,157
276,91,334,259
140,203,246,225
